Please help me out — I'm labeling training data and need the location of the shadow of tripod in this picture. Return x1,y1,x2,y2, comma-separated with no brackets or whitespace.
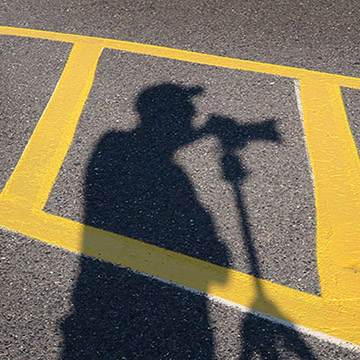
204,115,317,359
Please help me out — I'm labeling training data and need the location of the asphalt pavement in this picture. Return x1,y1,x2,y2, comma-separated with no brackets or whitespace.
1,1,360,359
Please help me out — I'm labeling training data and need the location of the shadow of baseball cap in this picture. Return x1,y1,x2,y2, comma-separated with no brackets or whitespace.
135,84,204,116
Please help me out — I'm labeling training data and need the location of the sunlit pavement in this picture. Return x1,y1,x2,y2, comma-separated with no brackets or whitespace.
1,1,360,359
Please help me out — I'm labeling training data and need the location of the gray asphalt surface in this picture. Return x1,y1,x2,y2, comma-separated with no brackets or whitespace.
1,1,360,359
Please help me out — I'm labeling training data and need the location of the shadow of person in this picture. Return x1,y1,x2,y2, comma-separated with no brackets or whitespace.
78,84,230,267
60,83,317,359
61,83,230,359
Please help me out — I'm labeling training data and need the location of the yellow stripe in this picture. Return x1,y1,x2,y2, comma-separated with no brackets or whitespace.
300,78,360,300
1,25,360,89
0,42,103,209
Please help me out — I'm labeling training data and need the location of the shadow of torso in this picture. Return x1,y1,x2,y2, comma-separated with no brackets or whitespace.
83,129,230,267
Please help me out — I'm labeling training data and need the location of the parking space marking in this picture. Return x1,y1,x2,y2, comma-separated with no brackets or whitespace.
1,26,360,345
1,25,360,89
300,79,360,301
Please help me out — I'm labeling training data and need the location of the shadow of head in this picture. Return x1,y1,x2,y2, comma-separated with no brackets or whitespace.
135,83,203,130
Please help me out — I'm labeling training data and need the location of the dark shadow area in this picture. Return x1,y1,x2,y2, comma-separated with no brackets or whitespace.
61,83,317,359
61,256,215,359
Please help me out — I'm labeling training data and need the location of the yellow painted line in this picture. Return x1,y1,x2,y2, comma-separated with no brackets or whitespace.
0,42,103,209
300,79,360,301
1,26,360,345
1,25,360,89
